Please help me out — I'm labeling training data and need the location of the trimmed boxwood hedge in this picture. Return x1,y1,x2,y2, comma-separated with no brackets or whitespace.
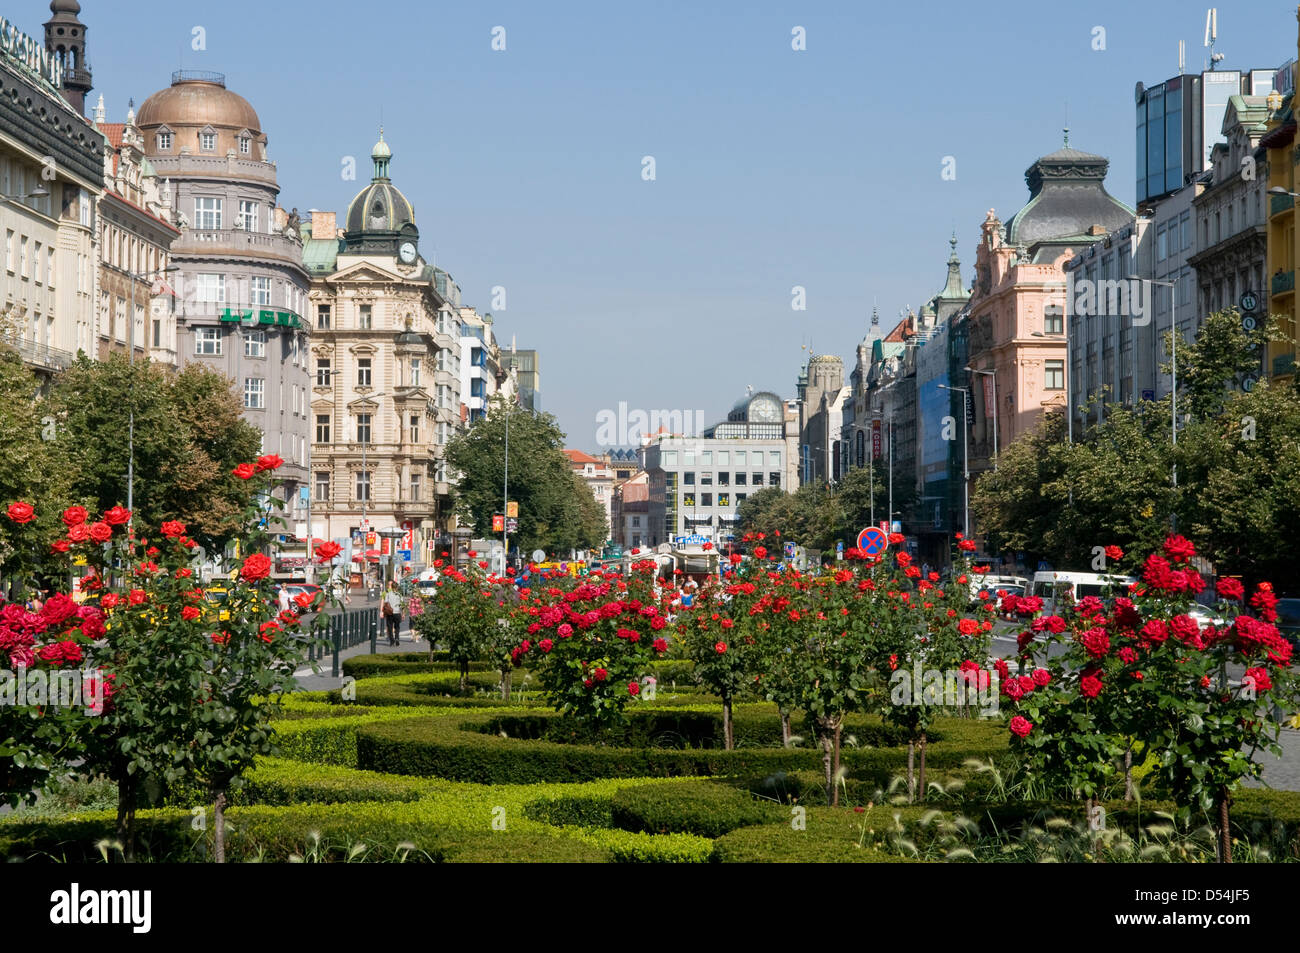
711,806,926,863
611,781,782,837
342,653,494,679
354,710,1006,785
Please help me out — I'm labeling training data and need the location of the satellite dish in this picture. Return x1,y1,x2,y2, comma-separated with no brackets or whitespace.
531,549,545,563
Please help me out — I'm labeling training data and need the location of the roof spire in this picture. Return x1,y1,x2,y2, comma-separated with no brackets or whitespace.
1063,125,1069,148
371,126,392,181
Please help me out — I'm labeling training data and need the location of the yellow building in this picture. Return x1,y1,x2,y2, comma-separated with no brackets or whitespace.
1263,9,1300,382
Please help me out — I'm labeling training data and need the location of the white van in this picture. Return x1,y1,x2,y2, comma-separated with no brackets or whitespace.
968,574,1029,602
1029,570,1136,615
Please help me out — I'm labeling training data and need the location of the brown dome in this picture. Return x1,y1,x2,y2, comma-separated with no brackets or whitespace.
137,71,261,134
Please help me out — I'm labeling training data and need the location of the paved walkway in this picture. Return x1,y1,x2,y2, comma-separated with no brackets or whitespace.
292,599,428,693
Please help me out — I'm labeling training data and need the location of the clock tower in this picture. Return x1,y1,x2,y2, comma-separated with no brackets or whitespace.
342,129,419,261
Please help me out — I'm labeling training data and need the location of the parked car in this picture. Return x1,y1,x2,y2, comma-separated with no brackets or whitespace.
274,582,324,610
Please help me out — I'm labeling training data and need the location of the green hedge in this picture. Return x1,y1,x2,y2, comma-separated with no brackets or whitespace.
342,653,494,679
354,710,1006,785
611,781,781,837
711,806,926,863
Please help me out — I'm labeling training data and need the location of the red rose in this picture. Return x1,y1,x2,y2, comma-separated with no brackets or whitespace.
232,463,256,480
294,591,316,609
67,523,90,543
315,540,342,561
593,667,608,682
211,632,230,645
101,593,121,609
1009,716,1033,738
628,681,640,696
958,539,976,552
103,505,131,525
653,637,667,654
160,520,187,538
539,638,553,653
181,605,201,621
51,539,71,553
128,589,147,606
753,546,767,559
1081,674,1103,698
1162,534,1196,563
1080,627,1110,658
1104,545,1124,561
714,641,727,654
6,501,34,523
259,621,281,643
958,618,979,636
1031,668,1051,687
256,454,284,471
175,567,193,578
240,553,273,582
61,506,88,528
1215,578,1245,601
583,678,594,688
85,522,112,544
1243,667,1272,693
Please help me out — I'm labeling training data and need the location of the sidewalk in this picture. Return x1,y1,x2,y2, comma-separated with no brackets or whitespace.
293,614,426,693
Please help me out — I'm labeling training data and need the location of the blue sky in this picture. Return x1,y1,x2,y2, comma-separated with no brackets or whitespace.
24,0,1296,446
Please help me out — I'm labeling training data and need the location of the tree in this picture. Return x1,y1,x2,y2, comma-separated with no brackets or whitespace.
445,398,605,555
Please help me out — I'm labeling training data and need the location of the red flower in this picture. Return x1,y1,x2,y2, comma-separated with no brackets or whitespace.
294,591,316,609
232,463,256,480
181,605,201,622
211,632,230,645
1009,716,1033,738
240,553,273,582
958,539,976,552
160,520,187,538
1162,534,1196,563
1081,674,1103,698
539,638,553,653
86,521,112,544
50,539,71,553
103,505,131,526
256,454,284,471
128,589,147,606
628,681,640,696
6,501,34,523
1215,578,1245,601
315,540,342,561
61,506,88,528
653,637,668,654
1031,668,1051,687
101,593,121,609
583,678,594,688
702,542,713,551
1243,667,1272,694
67,524,90,543
1118,646,1139,663
754,546,767,559
715,641,727,654
594,667,608,682
175,568,193,578
259,621,281,643
1080,627,1110,658
1104,545,1123,561
957,618,979,636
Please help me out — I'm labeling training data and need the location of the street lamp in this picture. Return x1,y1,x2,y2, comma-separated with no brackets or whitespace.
964,365,998,470
937,383,969,538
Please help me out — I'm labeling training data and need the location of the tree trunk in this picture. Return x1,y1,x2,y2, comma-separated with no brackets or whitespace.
833,724,842,806
779,710,791,748
214,790,227,864
918,732,928,802
500,669,511,701
907,740,916,803
459,660,469,695
1123,746,1134,802
722,697,734,750
1218,789,1233,863
819,724,836,806
115,775,135,863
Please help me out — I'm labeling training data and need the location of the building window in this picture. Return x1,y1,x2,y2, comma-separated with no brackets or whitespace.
315,358,331,387
682,493,696,508
315,414,330,443
768,472,781,487
357,358,372,387
356,413,371,444
238,201,259,232
736,493,747,503
157,131,171,151
769,451,781,466
470,378,486,398
683,471,695,486
632,516,640,527
195,273,225,303
409,471,421,502
664,451,677,465
250,275,271,306
1044,305,1064,335
1045,360,1065,390
316,304,331,330
752,472,763,486
239,136,251,155
717,471,730,486
194,197,222,230
243,329,266,357
314,471,330,501
195,327,222,355
701,493,713,507
410,358,421,387
701,472,713,485
355,471,371,503
472,347,484,367
200,131,217,151
719,493,731,507
19,236,27,278
735,472,746,486
359,304,372,329
409,413,421,443
243,378,265,409
152,319,161,348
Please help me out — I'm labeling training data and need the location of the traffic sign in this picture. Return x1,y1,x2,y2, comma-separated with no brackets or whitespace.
784,541,796,558
1240,291,1259,313
1242,314,1257,332
857,526,888,556
531,549,546,563
397,549,411,562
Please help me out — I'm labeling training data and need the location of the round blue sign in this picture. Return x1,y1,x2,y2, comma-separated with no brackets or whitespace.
857,526,888,556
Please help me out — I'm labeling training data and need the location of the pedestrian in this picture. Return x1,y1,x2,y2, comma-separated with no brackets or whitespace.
278,585,292,615
382,581,402,646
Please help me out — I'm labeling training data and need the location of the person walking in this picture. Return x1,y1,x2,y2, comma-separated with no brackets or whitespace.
382,581,402,646
278,585,292,616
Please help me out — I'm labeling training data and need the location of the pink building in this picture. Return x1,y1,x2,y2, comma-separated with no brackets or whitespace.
961,142,1133,489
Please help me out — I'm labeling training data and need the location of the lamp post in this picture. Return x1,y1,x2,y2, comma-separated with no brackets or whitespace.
937,383,969,538
964,365,998,470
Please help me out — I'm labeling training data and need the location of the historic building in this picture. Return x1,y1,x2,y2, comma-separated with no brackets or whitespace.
136,68,312,533
563,449,614,533
1,4,101,378
796,353,848,486
303,134,463,569
91,96,180,363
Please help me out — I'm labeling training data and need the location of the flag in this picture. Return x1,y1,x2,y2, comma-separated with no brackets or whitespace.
151,277,178,297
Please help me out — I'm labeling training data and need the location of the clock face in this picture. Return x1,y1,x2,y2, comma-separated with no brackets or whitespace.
399,241,417,264
750,397,780,422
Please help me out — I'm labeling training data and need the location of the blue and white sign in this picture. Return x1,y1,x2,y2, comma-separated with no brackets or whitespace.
857,526,888,556
397,549,412,562
784,541,796,558
674,534,711,546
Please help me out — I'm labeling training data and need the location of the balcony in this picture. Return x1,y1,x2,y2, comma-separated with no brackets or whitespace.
1271,193,1296,217
3,336,77,373
1272,270,1295,296
171,228,304,266
148,153,278,186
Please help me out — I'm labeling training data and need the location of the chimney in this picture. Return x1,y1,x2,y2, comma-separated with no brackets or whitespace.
311,210,337,240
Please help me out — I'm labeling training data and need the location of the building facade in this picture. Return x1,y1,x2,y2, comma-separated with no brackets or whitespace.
1,6,101,378
797,353,848,486
459,306,504,424
303,135,463,570
136,70,311,532
563,449,614,533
